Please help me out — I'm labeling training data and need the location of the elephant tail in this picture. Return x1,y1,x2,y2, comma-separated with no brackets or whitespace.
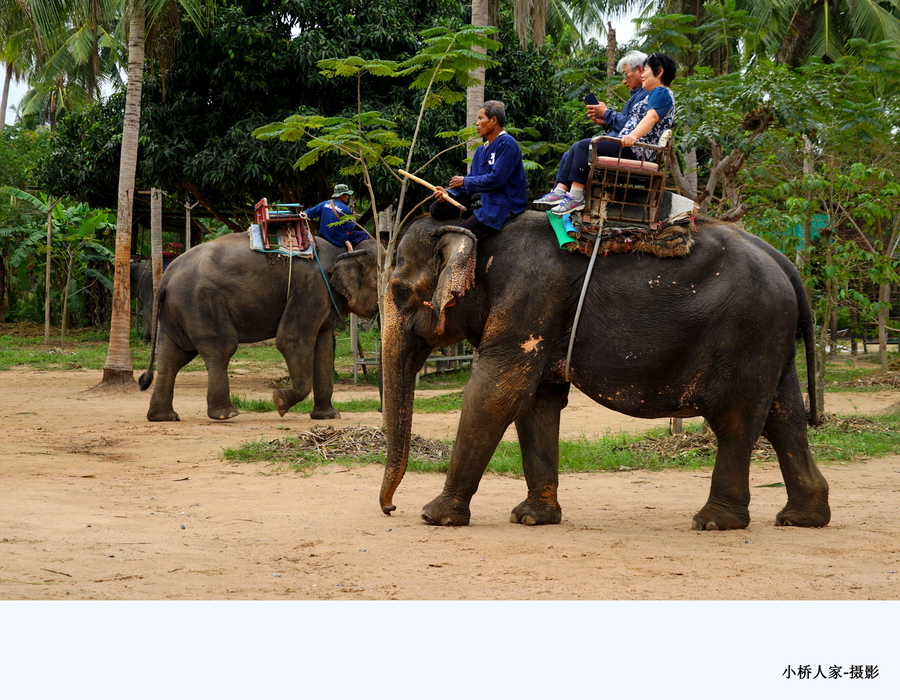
138,285,165,391
795,274,821,427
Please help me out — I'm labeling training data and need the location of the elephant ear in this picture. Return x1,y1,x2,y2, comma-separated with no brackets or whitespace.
331,248,379,319
429,226,477,336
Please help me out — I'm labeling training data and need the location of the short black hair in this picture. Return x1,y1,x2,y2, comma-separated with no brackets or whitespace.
644,53,677,86
480,100,506,127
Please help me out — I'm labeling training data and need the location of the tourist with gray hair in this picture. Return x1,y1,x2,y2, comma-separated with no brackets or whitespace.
532,50,648,211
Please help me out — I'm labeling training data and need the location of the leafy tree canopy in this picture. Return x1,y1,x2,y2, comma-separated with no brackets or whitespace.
35,0,582,227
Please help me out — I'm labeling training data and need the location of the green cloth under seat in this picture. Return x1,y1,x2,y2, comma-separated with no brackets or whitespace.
547,212,578,248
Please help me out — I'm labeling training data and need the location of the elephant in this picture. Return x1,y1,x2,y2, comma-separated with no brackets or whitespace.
130,261,154,343
379,212,831,531
139,231,380,421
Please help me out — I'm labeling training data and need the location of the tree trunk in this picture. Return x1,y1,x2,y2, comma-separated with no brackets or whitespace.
466,0,488,162
606,22,616,77
878,282,889,372
151,188,163,346
185,199,198,251
683,147,698,196
61,252,76,350
44,201,54,344
151,188,163,294
1,64,11,131
98,9,146,389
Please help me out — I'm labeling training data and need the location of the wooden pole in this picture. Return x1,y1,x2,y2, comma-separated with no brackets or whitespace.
398,170,466,211
43,198,56,345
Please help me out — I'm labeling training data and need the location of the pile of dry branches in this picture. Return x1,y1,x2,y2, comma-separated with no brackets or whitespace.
632,415,887,463
834,371,900,389
282,425,451,461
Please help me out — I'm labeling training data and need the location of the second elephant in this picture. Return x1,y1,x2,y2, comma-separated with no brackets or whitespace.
140,231,379,421
130,260,154,343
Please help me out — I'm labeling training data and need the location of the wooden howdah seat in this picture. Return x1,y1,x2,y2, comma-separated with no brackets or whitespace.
580,131,673,231
253,198,313,252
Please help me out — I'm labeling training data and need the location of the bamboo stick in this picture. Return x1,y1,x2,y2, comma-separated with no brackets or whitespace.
398,170,466,211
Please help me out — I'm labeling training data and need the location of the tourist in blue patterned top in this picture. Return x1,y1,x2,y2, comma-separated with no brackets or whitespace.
550,52,677,216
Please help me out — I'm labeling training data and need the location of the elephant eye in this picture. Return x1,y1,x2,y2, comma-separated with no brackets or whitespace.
390,278,413,303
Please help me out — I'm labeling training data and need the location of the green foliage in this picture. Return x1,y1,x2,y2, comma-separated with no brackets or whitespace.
0,127,51,226
254,24,500,234
635,13,698,57
0,188,114,327
37,0,464,220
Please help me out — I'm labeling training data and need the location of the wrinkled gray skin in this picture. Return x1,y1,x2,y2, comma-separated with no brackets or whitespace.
130,261,154,343
139,232,379,421
381,212,830,531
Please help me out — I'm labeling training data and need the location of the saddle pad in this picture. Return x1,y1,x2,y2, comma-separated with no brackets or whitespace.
595,156,659,172
249,225,313,258
564,218,695,259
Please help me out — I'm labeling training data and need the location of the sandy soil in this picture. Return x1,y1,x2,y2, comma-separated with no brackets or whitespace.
1,367,899,601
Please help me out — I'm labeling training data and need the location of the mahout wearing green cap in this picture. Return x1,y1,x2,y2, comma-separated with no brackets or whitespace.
305,184,371,252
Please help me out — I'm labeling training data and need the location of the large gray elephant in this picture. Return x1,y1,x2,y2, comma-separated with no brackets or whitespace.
139,231,379,421
380,212,830,531
130,261,154,343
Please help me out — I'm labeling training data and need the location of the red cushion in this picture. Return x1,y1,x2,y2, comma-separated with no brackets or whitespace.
595,156,659,172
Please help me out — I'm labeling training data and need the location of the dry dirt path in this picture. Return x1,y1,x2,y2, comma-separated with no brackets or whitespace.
1,368,898,602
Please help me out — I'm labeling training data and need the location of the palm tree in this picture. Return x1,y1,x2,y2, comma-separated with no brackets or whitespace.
594,0,900,65
0,0,53,129
97,0,212,389
466,0,556,158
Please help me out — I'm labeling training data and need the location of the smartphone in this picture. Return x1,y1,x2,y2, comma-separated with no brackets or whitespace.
583,92,599,105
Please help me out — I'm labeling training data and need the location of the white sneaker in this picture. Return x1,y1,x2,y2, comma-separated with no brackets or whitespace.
532,190,566,211
550,194,585,215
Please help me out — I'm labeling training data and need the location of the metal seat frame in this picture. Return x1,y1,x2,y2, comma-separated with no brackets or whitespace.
581,135,672,228
253,198,312,251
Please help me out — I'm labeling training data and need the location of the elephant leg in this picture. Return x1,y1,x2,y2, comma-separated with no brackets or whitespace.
692,408,768,531
273,328,320,418
198,340,240,420
147,335,197,422
763,369,830,527
309,327,340,419
422,355,543,526
509,382,569,526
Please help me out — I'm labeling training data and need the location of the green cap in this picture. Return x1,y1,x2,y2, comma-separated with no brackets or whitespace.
332,184,354,198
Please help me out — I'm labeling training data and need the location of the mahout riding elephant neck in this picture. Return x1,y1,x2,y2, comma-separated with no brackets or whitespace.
381,212,830,531
140,232,379,422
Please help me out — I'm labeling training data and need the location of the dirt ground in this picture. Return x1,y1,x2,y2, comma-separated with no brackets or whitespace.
1,367,899,601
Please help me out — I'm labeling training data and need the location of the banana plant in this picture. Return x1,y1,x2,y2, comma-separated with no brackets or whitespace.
0,187,113,346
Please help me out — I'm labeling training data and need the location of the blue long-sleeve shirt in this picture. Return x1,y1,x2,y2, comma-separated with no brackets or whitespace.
305,198,356,248
448,131,528,231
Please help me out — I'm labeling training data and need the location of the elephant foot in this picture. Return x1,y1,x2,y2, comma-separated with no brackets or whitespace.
691,503,750,531
273,388,308,417
775,501,830,528
421,494,471,526
310,405,340,420
510,498,562,526
147,409,180,422
208,404,239,421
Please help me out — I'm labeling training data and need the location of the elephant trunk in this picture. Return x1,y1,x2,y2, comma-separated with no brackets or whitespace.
380,292,429,515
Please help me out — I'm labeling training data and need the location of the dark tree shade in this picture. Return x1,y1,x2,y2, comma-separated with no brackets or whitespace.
36,0,582,224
